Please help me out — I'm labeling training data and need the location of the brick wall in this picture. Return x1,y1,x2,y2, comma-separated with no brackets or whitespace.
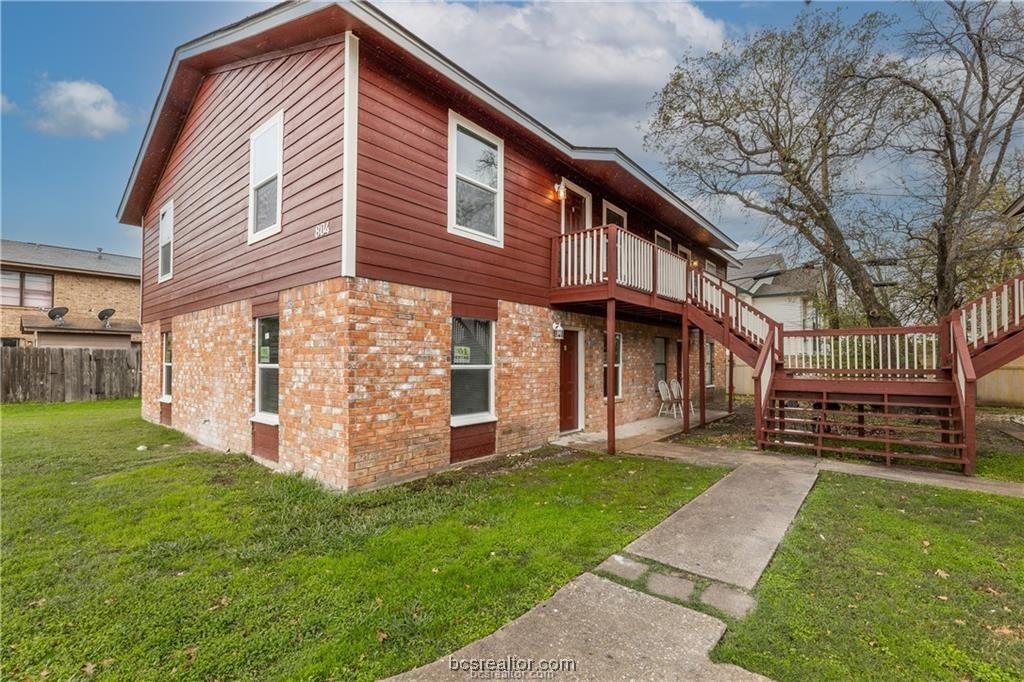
172,301,253,453
495,301,560,453
343,278,451,489
2,271,140,344
555,312,680,432
278,277,451,490
140,322,162,423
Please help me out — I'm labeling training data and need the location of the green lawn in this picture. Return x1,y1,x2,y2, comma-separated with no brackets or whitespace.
714,472,1024,681
0,399,726,681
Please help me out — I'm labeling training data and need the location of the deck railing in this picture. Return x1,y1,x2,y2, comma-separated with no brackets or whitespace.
781,327,941,379
555,225,690,301
949,316,977,474
690,269,774,351
960,273,1024,349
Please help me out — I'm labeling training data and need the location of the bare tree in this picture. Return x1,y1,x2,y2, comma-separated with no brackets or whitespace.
856,1,1024,318
649,2,1024,326
647,11,905,326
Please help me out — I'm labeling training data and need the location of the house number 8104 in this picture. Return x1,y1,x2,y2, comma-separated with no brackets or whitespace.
313,221,331,238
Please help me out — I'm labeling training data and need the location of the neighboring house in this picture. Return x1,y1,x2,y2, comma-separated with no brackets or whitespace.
118,1,741,491
729,253,821,331
1,240,141,349
1005,193,1024,219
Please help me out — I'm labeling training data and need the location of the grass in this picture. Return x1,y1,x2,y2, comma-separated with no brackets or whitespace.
0,399,727,681
671,400,1024,483
713,472,1024,681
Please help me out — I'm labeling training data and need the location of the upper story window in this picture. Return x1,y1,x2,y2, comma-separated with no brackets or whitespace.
158,200,173,282
448,112,504,247
1,270,53,308
248,111,284,244
654,230,672,251
602,200,627,229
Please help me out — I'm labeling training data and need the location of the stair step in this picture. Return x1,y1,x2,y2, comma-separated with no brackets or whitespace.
759,439,966,465
763,416,963,435
762,428,963,450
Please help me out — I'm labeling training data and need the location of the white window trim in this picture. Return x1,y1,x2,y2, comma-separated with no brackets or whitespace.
447,111,504,248
247,110,285,245
677,243,692,262
450,318,497,427
161,331,172,401
254,316,280,422
559,177,592,234
603,331,623,400
705,340,716,388
158,199,174,283
602,199,627,230
654,229,672,251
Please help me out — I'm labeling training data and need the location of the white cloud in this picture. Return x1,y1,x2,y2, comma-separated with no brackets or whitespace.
32,80,129,138
385,1,725,162
0,94,15,113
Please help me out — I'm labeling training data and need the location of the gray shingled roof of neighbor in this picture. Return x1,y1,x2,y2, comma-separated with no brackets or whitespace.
728,253,820,297
1,239,140,279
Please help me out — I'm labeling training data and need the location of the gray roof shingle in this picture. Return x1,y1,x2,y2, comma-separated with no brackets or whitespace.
1,239,140,278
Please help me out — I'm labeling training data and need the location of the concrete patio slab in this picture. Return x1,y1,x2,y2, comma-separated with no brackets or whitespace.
700,583,756,618
554,414,728,454
626,462,817,590
631,441,1024,499
389,572,768,681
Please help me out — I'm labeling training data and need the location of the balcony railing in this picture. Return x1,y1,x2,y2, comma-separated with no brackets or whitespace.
554,224,691,303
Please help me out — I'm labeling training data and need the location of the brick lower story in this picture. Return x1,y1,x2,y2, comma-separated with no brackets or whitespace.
141,277,728,490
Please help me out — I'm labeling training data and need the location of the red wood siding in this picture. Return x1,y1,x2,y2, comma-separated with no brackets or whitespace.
140,42,345,323
252,421,279,462
159,401,172,426
451,422,497,463
355,46,723,313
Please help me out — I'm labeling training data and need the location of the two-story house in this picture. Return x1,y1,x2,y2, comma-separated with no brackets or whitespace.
118,1,743,490
1,239,141,349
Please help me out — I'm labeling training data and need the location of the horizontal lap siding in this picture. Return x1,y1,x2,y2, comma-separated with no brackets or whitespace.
141,43,345,323
451,422,497,463
356,51,561,309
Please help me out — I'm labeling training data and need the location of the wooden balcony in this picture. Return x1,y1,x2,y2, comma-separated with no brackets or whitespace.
549,224,693,317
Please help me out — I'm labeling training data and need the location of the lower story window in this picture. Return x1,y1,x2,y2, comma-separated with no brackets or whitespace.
161,331,172,399
603,332,622,399
705,341,715,387
256,316,279,416
1,337,19,348
451,317,494,425
654,336,667,384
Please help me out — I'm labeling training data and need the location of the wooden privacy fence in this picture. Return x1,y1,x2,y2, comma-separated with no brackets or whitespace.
0,346,141,403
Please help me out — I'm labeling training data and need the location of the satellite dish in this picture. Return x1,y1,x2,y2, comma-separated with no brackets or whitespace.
98,308,115,328
48,307,69,326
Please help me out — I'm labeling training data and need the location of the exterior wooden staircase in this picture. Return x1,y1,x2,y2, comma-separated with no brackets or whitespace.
686,271,1024,475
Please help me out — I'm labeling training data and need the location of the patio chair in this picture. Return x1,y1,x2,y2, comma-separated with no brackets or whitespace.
670,378,696,417
658,380,680,419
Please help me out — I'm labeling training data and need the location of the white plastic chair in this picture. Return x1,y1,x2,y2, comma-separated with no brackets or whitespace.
658,380,679,419
670,378,695,416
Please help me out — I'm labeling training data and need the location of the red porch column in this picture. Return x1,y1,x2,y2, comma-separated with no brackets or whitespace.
681,307,690,433
606,299,617,455
698,328,707,427
728,350,735,414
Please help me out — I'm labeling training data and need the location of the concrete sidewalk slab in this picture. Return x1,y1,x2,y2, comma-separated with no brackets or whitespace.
626,462,817,590
389,572,768,681
632,441,1024,499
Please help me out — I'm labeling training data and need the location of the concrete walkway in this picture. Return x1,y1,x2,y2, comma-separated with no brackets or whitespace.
392,573,767,681
634,441,1024,499
626,461,817,590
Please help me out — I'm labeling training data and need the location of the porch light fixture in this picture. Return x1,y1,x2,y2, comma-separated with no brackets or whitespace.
691,258,701,270
554,181,566,201
552,322,565,340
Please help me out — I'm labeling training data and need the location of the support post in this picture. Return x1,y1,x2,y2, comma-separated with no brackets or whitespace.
698,328,706,427
728,350,735,414
606,299,617,455
681,307,690,433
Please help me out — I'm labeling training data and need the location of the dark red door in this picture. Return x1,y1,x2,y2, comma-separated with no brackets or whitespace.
564,188,588,233
559,330,579,432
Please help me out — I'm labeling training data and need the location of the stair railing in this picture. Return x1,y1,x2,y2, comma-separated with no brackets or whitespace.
959,273,1024,349
752,325,777,449
949,316,977,475
690,269,772,351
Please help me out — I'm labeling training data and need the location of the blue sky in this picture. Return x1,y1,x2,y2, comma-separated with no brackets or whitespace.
1,1,919,258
